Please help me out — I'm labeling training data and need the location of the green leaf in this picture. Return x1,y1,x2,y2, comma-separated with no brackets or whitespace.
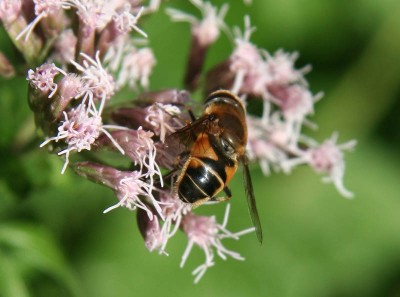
0,251,30,297
0,223,83,297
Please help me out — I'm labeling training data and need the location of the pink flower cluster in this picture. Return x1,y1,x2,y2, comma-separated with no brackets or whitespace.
0,0,356,282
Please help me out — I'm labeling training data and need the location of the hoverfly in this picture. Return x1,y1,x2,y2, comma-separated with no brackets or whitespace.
170,90,263,243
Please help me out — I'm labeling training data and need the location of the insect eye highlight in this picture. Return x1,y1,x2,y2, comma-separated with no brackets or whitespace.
220,138,235,155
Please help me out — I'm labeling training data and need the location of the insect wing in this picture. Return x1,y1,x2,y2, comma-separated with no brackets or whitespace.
166,115,212,150
242,154,263,243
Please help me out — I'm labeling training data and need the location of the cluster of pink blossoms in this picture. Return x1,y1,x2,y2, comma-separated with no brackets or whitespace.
0,0,355,283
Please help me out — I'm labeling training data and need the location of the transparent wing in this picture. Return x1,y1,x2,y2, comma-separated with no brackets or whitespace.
242,154,263,243
165,115,214,151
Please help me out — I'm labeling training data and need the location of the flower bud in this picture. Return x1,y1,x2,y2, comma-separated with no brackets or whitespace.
137,208,164,252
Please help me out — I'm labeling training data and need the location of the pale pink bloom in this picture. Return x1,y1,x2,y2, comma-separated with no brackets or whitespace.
102,35,129,72
230,16,266,95
265,50,310,85
71,0,142,33
268,84,315,121
267,84,322,142
191,0,228,46
181,204,254,283
260,81,321,149
246,115,289,175
16,0,71,41
145,103,183,143
116,47,156,89
155,191,192,254
40,104,102,173
166,0,228,46
138,190,192,256
309,134,356,198
50,74,85,119
103,170,164,220
239,62,270,96
51,29,77,65
283,133,357,198
104,128,163,188
112,4,147,36
71,51,116,108
72,0,112,32
0,0,22,24
40,102,125,173
27,63,66,97
230,24,259,74
57,74,84,101
248,138,286,175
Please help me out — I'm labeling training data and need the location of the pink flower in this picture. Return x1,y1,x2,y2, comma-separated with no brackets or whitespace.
268,84,314,120
0,0,22,24
40,101,126,173
71,51,116,108
73,0,111,32
283,133,357,198
74,162,164,221
49,74,84,119
145,103,184,143
27,63,66,97
100,128,162,186
16,0,70,41
265,50,310,85
308,134,357,198
116,47,156,89
138,190,192,256
51,29,77,65
103,170,163,220
40,104,102,173
112,5,147,36
180,204,255,283
166,0,228,47
56,74,84,102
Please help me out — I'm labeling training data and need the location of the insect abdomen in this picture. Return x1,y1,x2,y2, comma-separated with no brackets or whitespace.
177,157,225,204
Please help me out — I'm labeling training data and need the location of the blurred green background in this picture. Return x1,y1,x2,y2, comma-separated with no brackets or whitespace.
1,0,400,296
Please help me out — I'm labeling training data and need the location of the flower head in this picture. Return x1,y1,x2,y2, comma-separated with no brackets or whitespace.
0,0,22,24
51,29,78,65
181,204,254,283
104,170,163,220
71,51,116,108
116,47,156,89
307,134,357,198
112,5,147,36
145,103,184,143
16,0,70,41
27,63,66,98
166,0,228,47
40,103,102,173
281,133,357,198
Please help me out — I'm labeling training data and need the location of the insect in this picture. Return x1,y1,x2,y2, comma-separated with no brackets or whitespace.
171,90,263,243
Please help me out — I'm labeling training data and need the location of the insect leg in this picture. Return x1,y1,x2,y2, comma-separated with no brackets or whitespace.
223,186,232,198
185,106,196,122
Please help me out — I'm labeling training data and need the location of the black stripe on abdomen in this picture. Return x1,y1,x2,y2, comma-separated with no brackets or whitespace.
178,174,208,203
178,157,225,203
